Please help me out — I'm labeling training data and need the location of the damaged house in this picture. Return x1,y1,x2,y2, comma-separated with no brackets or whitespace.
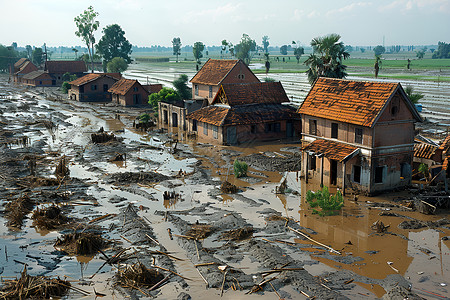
12,59,38,83
190,59,260,104
298,77,422,195
187,82,300,144
108,78,161,106
68,73,121,102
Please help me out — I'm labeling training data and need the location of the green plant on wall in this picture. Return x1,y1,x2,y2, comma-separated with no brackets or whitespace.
418,163,429,182
306,186,344,216
233,159,248,178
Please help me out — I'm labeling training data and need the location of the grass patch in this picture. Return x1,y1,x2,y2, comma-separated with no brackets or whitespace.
306,186,344,216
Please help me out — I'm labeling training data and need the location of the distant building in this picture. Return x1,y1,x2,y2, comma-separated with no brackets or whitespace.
187,82,300,144
109,78,155,106
44,60,87,85
13,59,38,83
190,59,260,104
298,77,422,195
21,71,54,87
68,73,121,102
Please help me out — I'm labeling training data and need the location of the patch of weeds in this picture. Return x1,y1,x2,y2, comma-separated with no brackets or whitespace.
306,186,344,216
233,159,248,178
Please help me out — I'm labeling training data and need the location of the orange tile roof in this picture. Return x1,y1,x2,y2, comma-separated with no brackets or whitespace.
190,59,239,85
14,58,28,69
414,143,438,159
45,60,87,73
143,84,163,94
109,78,148,96
298,77,402,127
187,104,298,126
213,82,289,106
303,139,358,162
69,73,121,86
439,135,450,155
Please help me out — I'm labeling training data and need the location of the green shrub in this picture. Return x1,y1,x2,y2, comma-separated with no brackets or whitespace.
306,186,344,216
233,159,248,178
61,82,71,93
139,113,151,123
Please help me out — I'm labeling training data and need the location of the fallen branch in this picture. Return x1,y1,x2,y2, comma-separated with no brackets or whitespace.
88,213,116,224
145,233,160,245
153,265,191,280
288,226,341,255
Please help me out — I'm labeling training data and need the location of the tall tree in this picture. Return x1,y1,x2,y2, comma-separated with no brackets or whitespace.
173,74,191,100
221,39,228,58
192,42,204,70
373,45,385,56
96,24,132,71
235,34,256,65
72,48,78,59
304,33,350,84
262,36,269,53
74,6,99,72
0,45,17,73
32,48,44,66
294,46,304,64
107,57,128,73
172,37,181,63
25,45,32,59
280,45,288,55
432,42,450,59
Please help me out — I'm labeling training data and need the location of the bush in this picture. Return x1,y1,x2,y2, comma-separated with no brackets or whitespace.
306,186,344,216
61,82,71,94
233,159,248,178
139,113,151,123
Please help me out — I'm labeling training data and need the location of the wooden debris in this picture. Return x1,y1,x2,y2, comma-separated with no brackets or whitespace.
220,226,253,241
220,181,238,194
4,193,35,228
117,262,164,289
55,155,70,178
32,205,69,230
371,220,389,233
91,131,116,144
54,231,105,255
185,224,213,240
288,226,341,255
88,213,117,224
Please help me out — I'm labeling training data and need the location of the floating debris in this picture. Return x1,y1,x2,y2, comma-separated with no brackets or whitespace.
221,181,238,194
54,155,70,178
4,193,35,228
54,231,105,255
91,132,116,144
32,205,69,230
220,227,253,241
185,224,213,240
116,262,164,289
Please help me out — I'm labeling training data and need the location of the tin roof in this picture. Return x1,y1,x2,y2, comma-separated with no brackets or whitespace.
303,139,359,162
298,77,421,127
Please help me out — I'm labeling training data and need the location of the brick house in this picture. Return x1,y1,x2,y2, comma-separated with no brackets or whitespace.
187,82,300,145
190,59,260,104
44,60,87,85
159,99,205,130
109,78,150,106
13,60,38,83
298,77,422,195
68,73,121,102
21,71,54,87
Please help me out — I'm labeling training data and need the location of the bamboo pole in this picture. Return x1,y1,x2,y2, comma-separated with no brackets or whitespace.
288,226,341,255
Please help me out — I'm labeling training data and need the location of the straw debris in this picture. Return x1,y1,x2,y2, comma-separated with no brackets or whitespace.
4,193,35,228
185,224,213,240
0,265,70,299
220,181,238,194
32,205,69,230
54,231,105,255
220,226,253,241
117,262,164,288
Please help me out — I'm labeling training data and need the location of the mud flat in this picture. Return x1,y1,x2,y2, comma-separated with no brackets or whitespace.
0,74,449,299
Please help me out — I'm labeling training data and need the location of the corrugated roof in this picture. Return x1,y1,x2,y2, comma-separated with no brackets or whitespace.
69,73,121,86
298,77,409,127
414,143,438,159
14,58,28,68
187,104,298,126
45,60,87,73
213,82,289,106
190,59,240,85
303,139,358,162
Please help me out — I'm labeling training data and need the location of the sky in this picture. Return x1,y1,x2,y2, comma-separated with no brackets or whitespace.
1,0,449,48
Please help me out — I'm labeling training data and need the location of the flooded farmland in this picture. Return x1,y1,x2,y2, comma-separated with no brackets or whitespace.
0,72,449,300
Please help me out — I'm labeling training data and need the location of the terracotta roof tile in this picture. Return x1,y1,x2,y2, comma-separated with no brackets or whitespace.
213,82,289,106
303,139,358,162
69,73,121,86
187,104,298,126
414,143,438,159
22,71,52,80
439,135,450,155
143,84,163,94
14,58,28,68
109,78,148,96
298,77,401,127
45,60,87,73
190,59,240,85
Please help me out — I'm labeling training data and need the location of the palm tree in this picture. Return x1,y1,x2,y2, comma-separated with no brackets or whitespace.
304,33,350,84
404,86,424,104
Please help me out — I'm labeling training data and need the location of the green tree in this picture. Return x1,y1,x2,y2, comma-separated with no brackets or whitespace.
360,48,366,53
74,5,99,72
432,42,450,59
148,87,181,110
235,34,256,65
0,45,18,73
61,82,71,94
221,39,229,58
416,49,426,59
96,24,132,71
304,33,350,84
294,46,304,63
280,45,288,55
32,48,44,66
172,37,181,63
72,48,78,59
25,45,32,59
404,86,424,104
262,35,270,53
193,42,205,70
107,57,128,73
373,45,385,56
173,74,191,100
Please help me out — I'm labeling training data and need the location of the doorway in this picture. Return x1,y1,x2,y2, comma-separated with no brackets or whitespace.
330,159,338,186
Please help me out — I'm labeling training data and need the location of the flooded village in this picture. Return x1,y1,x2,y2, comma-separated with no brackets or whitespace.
1,3,450,300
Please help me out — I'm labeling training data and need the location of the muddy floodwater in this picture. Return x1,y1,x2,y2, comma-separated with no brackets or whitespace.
0,73,449,299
